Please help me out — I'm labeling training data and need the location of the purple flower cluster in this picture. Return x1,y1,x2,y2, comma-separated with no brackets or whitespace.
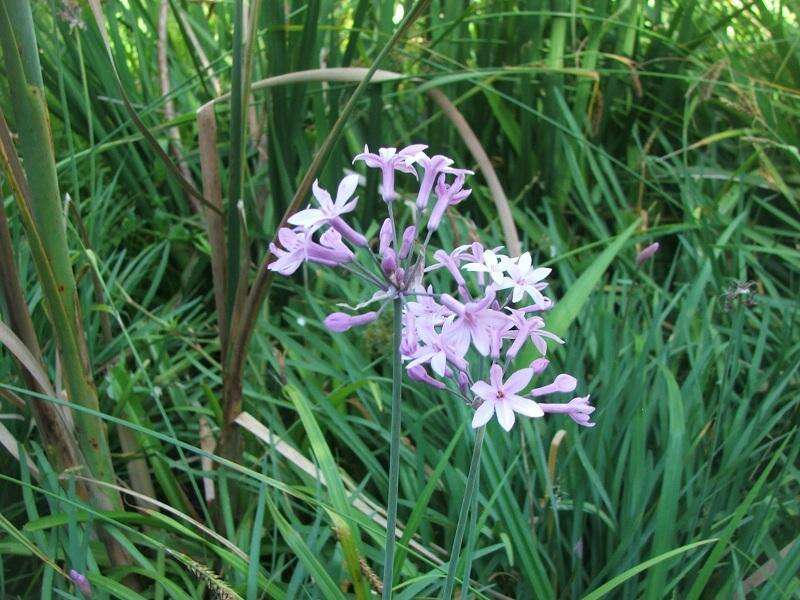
269,144,595,431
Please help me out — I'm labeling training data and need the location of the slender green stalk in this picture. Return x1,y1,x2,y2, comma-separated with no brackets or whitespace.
460,450,482,600
382,297,404,599
225,0,246,323
443,425,486,600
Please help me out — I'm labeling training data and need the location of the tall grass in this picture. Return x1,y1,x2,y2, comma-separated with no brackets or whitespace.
0,1,798,598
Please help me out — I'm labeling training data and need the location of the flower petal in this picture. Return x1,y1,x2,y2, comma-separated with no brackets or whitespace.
470,381,496,402
288,208,325,227
311,179,334,209
406,351,435,370
496,401,516,431
489,363,504,389
508,395,544,418
431,351,447,377
277,227,299,248
463,262,488,273
529,267,551,282
336,174,360,206
471,325,491,356
532,334,548,355
527,286,547,307
400,143,428,156
503,367,533,395
471,400,495,428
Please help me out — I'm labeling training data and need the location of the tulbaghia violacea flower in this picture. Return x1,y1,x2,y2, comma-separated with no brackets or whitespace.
506,310,564,357
427,172,473,232
539,395,595,427
463,248,514,285
405,286,450,327
497,251,551,304
354,144,427,202
440,291,508,356
413,152,454,209
530,373,577,397
269,143,595,433
429,249,467,286
288,175,367,246
268,227,355,275
399,226,416,259
471,364,543,431
405,317,469,376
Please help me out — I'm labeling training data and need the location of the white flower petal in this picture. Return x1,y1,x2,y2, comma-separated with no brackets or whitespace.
463,262,487,273
503,368,533,395
472,400,495,428
508,395,544,418
336,174,360,207
496,402,516,431
431,351,447,377
470,381,495,402
288,209,325,227
529,267,551,282
311,180,334,209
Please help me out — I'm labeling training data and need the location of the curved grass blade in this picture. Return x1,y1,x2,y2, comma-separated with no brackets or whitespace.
582,539,717,600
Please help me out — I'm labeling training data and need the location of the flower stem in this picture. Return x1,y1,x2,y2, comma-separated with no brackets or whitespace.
442,425,486,599
382,297,403,599
460,456,482,600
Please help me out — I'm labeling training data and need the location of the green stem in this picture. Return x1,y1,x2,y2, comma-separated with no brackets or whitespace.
443,425,486,600
461,453,482,600
382,297,403,599
225,0,246,323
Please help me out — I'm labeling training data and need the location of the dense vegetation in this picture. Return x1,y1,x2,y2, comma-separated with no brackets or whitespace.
1,0,798,598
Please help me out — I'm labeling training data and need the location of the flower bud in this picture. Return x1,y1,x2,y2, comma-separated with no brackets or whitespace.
399,226,416,259
379,218,394,256
391,267,406,288
531,373,578,397
407,365,446,389
458,371,470,395
69,569,92,597
554,373,577,392
381,249,398,277
636,242,660,266
400,313,418,356
324,311,378,332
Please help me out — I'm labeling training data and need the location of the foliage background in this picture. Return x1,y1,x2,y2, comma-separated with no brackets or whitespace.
0,0,798,598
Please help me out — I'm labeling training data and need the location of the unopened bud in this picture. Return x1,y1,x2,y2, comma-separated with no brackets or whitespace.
323,311,378,332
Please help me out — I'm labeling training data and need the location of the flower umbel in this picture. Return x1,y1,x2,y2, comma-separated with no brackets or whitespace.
268,144,594,432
